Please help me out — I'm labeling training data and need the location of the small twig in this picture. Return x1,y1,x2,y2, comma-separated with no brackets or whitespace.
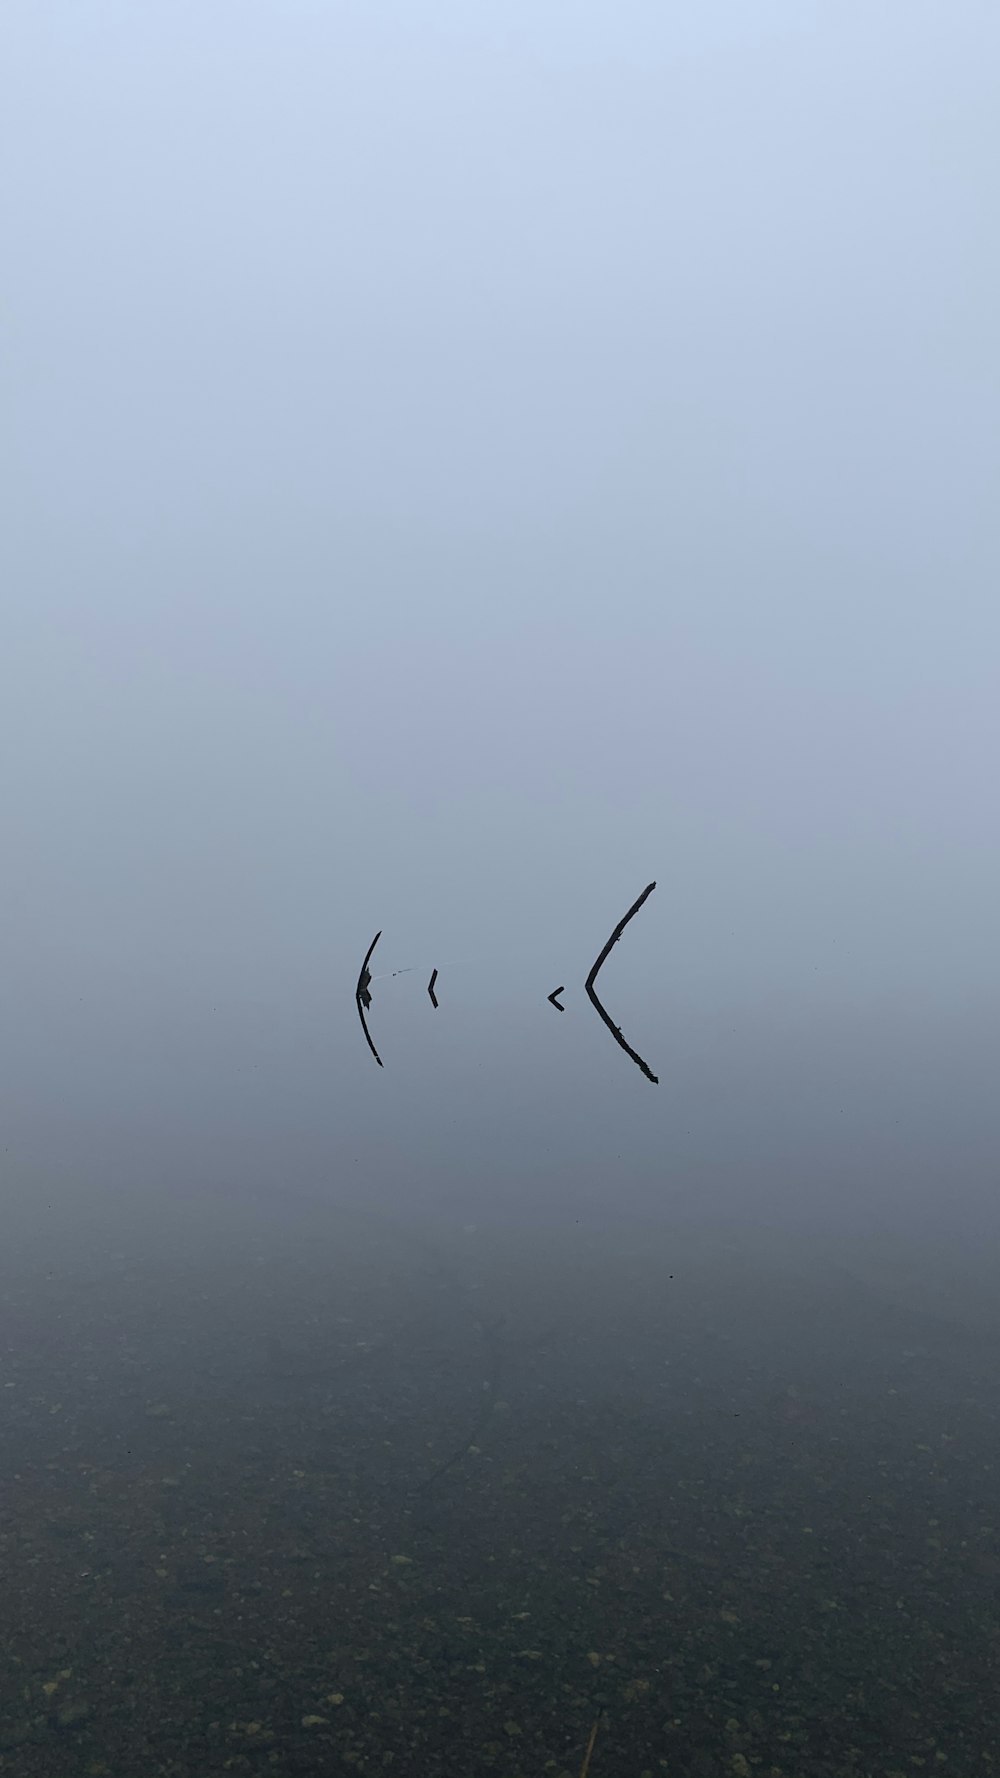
579,1717,600,1778
355,930,384,1068
585,881,656,992
356,929,381,1003
584,882,658,1084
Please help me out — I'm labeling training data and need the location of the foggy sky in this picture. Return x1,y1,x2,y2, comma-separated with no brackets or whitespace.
2,4,998,1234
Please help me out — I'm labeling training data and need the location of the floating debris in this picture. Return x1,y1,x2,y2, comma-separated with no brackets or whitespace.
584,881,658,1084
355,929,384,1067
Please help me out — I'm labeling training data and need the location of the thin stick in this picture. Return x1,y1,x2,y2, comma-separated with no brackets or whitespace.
584,882,658,1084
356,929,381,1001
355,930,383,1068
579,1717,600,1778
585,881,656,992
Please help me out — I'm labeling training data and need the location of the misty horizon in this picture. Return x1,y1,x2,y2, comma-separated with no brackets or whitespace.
2,4,998,1774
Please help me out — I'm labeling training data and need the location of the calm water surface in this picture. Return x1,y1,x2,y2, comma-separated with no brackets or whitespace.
2,951,999,1776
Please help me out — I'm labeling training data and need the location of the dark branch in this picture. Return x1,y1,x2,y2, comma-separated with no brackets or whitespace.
585,882,656,993
584,882,658,1084
355,930,383,1067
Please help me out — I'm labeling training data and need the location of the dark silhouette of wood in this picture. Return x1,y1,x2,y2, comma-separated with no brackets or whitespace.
547,986,565,1010
356,929,380,1005
579,1719,600,1778
586,881,656,988
355,930,383,1067
427,968,439,1008
584,881,658,1084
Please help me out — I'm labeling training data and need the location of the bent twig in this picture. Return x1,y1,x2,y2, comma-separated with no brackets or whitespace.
355,930,384,1068
584,882,658,1084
